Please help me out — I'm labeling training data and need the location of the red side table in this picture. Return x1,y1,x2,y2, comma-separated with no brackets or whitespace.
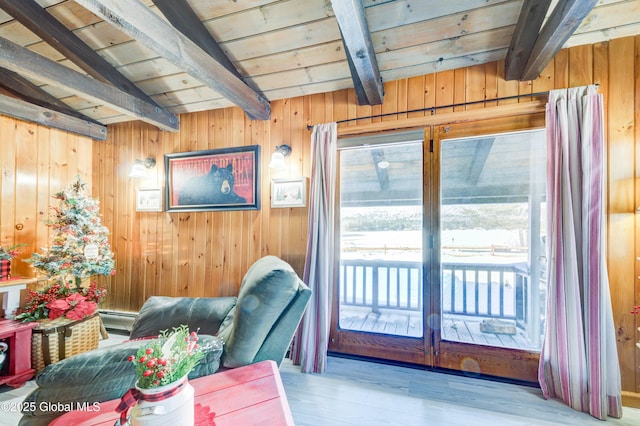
0,319,38,387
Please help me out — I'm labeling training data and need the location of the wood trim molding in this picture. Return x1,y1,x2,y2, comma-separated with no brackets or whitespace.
337,100,547,136
622,391,640,408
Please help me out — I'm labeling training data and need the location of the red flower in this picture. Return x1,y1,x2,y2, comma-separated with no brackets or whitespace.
65,292,85,304
43,293,97,321
47,308,66,320
46,298,72,320
66,301,96,320
47,298,71,310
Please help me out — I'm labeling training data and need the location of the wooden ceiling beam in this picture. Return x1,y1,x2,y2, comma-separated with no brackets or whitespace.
76,0,270,120
152,0,263,97
0,0,158,107
0,93,107,140
520,0,598,81
331,0,384,105
151,0,240,78
504,0,552,81
0,36,179,131
0,67,99,124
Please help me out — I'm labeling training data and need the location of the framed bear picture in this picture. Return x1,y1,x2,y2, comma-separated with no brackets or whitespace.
164,145,260,212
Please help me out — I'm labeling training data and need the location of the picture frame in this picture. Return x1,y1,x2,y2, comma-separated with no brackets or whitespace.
271,177,307,208
165,145,260,212
136,187,163,212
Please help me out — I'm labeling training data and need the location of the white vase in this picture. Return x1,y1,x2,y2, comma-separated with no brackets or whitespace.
130,375,194,426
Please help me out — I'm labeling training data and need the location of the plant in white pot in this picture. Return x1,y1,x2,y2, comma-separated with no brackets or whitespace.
116,325,208,426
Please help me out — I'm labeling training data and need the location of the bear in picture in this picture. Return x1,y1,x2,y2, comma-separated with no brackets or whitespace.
178,163,247,206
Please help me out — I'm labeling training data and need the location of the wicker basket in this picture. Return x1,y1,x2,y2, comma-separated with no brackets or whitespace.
31,313,101,373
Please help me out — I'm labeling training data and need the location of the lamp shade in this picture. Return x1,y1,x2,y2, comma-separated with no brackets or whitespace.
129,160,148,178
269,145,291,169
269,152,287,169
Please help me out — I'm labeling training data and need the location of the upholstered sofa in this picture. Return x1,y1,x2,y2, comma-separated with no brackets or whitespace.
19,255,311,425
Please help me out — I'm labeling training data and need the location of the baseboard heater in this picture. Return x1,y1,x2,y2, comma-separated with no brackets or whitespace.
99,310,138,332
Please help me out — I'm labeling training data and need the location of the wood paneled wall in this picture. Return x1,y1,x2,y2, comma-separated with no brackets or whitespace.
0,116,93,278
0,36,638,395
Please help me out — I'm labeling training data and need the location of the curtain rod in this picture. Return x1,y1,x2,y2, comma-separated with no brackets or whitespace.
306,84,600,130
305,90,552,131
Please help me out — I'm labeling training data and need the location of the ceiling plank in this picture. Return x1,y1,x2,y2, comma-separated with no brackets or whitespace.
504,0,552,81
330,0,384,105
0,67,99,123
520,0,598,81
0,93,107,140
0,0,159,107
0,36,179,131
75,0,270,120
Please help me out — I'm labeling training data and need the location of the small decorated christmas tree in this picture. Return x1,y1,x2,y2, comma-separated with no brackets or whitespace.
26,176,115,287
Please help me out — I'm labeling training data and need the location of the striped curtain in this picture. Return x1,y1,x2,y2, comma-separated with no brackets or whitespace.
290,122,337,373
539,85,622,419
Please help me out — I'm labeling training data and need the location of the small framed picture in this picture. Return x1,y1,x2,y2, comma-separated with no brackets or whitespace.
271,177,307,208
136,187,163,212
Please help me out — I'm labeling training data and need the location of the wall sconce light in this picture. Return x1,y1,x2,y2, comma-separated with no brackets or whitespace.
269,144,292,169
129,157,156,178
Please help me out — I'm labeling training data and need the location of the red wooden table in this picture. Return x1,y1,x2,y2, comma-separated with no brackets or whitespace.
0,319,38,387
50,360,295,425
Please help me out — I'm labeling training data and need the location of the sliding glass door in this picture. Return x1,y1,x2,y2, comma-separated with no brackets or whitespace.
329,131,429,365
330,117,548,383
431,119,547,382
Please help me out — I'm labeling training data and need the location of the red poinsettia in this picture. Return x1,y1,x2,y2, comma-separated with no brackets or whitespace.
15,281,106,322
46,292,97,320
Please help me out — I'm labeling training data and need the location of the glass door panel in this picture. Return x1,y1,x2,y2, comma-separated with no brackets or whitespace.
330,133,428,365
434,124,547,382
339,141,423,338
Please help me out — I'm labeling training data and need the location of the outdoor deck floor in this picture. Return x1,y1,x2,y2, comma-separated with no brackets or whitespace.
339,306,539,351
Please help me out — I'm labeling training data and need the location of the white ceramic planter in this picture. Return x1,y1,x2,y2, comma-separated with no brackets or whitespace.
130,375,194,426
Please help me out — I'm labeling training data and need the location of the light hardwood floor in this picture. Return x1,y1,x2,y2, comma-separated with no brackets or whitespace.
2,331,639,425
279,356,640,426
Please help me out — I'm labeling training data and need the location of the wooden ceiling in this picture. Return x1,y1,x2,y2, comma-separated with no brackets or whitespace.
0,0,637,140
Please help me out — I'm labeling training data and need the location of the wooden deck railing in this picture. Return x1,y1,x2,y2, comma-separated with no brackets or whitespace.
339,260,423,314
443,262,529,322
339,259,531,323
